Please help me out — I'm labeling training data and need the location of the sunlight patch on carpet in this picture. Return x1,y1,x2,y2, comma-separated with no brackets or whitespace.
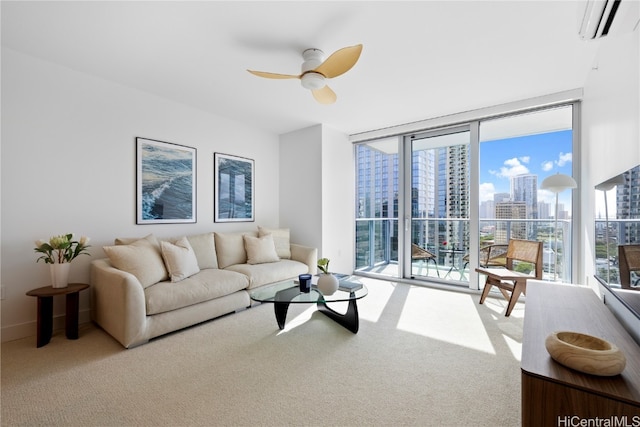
397,286,496,354
276,306,316,334
503,334,522,361
357,278,396,323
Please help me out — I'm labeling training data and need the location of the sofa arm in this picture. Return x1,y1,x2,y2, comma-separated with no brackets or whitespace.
290,244,318,274
90,259,149,348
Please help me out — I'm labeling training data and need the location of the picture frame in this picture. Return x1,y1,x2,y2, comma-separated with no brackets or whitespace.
136,137,197,224
214,152,254,222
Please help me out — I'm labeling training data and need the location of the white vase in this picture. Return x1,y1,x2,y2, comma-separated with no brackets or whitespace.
317,273,339,295
50,263,70,288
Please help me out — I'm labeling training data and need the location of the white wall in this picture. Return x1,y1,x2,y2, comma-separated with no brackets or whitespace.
320,125,354,274
279,125,323,251
1,48,282,341
581,29,640,288
279,124,355,274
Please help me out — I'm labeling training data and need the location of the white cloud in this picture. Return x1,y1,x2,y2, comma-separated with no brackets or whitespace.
541,161,554,171
497,157,530,178
519,156,530,164
479,182,495,202
557,152,572,166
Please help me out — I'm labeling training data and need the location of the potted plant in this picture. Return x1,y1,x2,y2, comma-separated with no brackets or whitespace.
317,257,339,295
34,233,91,288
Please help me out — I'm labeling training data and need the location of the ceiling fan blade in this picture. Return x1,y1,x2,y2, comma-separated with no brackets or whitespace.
313,44,362,79
312,85,337,104
247,70,300,79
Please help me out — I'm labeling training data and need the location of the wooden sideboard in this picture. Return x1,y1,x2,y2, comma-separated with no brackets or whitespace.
522,281,640,426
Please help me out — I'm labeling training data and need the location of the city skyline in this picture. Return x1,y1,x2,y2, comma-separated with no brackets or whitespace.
480,129,573,212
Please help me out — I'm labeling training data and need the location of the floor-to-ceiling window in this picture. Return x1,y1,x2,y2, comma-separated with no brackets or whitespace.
479,105,575,283
355,137,400,277
354,102,578,289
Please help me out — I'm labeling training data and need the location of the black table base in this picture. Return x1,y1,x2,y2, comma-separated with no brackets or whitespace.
271,287,360,333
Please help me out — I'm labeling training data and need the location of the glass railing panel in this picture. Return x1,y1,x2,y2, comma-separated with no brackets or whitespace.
357,218,575,284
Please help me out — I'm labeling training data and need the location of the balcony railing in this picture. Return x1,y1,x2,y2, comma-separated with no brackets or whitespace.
355,217,574,283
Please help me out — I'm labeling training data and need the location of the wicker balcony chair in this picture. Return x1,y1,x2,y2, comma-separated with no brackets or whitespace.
412,243,440,277
619,245,640,289
475,239,543,316
462,243,509,271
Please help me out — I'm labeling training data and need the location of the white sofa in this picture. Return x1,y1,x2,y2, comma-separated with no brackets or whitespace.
90,228,317,348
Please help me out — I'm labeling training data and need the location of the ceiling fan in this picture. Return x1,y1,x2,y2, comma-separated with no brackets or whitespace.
247,44,363,104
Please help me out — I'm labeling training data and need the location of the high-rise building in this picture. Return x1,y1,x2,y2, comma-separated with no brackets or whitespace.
510,174,538,239
355,142,470,253
617,165,640,244
443,144,470,249
511,174,538,219
494,192,510,203
495,201,527,243
480,200,495,219
538,201,551,220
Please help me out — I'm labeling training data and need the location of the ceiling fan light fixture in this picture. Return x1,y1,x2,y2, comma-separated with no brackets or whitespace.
301,48,324,72
301,72,326,90
248,44,362,104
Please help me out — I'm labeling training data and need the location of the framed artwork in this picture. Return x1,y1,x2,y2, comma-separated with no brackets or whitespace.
136,137,197,224
214,152,254,222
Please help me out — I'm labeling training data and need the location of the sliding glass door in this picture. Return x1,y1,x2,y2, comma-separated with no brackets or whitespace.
408,127,470,283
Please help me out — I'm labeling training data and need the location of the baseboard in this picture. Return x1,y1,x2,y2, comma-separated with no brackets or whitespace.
1,308,92,343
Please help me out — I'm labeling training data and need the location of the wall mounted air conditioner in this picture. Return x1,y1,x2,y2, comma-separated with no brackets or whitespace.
578,0,640,40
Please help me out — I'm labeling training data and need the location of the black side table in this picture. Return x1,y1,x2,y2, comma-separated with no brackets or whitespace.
26,283,89,347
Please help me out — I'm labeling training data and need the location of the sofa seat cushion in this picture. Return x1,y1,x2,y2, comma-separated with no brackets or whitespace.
144,269,249,315
225,259,308,289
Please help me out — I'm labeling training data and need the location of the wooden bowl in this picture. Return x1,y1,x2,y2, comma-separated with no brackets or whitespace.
545,331,626,376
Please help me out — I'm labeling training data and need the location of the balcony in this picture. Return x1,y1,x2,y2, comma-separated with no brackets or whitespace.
355,217,573,285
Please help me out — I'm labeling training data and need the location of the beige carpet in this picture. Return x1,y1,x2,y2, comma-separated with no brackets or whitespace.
1,278,524,426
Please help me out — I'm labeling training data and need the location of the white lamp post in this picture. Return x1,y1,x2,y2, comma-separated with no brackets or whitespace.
595,174,625,282
541,173,577,281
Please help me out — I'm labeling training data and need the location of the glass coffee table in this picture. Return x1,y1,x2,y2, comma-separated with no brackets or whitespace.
249,276,368,333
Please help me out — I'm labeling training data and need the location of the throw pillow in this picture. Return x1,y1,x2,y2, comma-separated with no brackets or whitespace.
160,237,201,282
243,234,280,265
257,226,291,259
186,232,218,269
214,232,256,269
103,236,168,288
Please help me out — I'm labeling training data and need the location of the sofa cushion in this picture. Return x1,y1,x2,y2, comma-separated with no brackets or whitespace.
258,226,291,259
214,231,257,269
144,269,250,315
226,259,308,289
103,235,168,288
186,232,218,269
244,234,280,265
160,237,200,282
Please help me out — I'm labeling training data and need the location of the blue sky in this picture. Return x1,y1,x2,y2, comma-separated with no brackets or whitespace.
479,130,574,207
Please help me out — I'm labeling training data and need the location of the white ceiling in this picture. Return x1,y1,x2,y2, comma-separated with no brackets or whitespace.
1,1,602,136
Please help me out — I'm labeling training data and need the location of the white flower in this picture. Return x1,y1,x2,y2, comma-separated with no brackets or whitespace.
35,240,46,248
79,236,90,245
